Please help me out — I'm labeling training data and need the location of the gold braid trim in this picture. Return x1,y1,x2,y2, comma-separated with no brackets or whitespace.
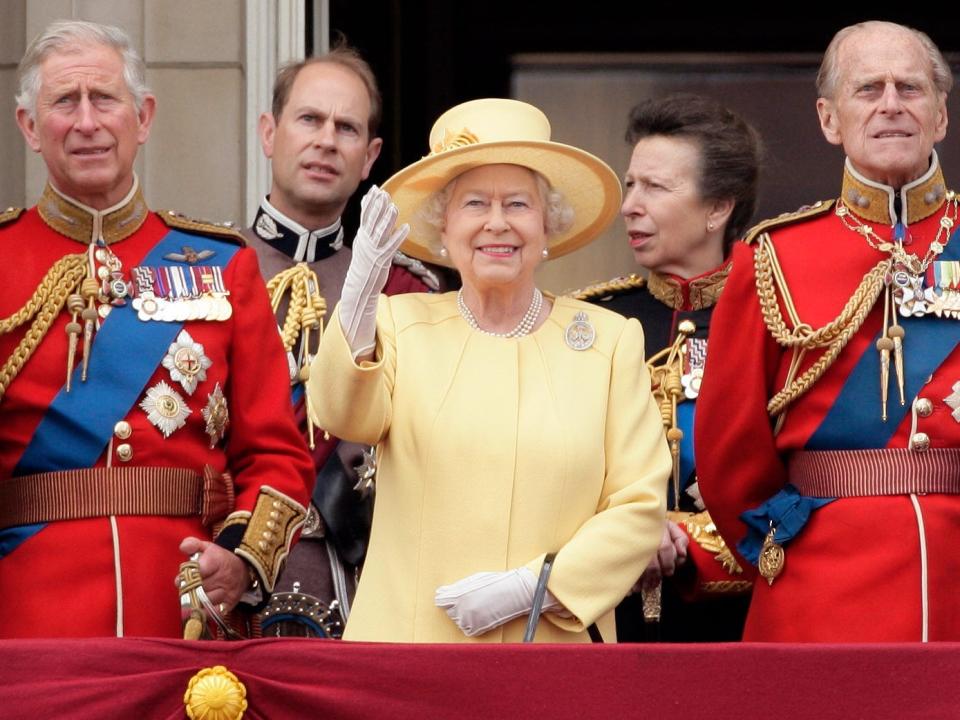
569,273,646,301
667,510,744,576
754,233,888,418
159,210,245,244
266,263,327,448
0,207,24,226
235,486,307,593
743,200,834,245
0,253,87,402
265,263,327,356
700,580,753,594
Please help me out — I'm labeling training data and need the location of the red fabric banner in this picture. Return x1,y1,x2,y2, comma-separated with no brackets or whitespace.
0,638,954,719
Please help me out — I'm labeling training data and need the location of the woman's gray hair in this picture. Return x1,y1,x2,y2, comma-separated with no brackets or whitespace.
419,168,574,255
16,20,150,118
817,21,952,99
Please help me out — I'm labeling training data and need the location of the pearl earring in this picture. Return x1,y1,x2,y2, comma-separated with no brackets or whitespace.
439,246,448,258
541,247,549,259
707,222,715,232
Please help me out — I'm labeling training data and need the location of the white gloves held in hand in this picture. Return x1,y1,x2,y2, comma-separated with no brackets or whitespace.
339,185,410,358
435,567,563,638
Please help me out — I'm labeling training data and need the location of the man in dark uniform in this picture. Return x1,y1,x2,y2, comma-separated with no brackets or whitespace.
243,47,437,637
0,20,313,638
576,94,761,641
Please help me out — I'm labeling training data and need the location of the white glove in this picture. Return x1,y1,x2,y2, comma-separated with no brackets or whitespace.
435,567,563,637
339,185,410,358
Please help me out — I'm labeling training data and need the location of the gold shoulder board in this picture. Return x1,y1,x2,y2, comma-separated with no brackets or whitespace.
570,274,646,301
742,199,835,245
159,210,246,246
391,250,441,292
0,207,25,227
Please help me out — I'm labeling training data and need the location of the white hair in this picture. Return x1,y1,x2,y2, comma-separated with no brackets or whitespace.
817,21,952,99
16,20,150,118
419,168,574,255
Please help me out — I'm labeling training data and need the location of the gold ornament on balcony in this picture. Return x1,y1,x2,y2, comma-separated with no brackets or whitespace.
184,665,248,720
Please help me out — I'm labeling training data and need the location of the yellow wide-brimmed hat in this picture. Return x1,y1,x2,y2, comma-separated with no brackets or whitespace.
382,98,621,267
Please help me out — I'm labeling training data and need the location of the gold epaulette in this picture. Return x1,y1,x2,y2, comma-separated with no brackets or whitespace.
392,250,441,292
159,210,245,246
569,273,646,301
0,207,25,227
742,200,835,245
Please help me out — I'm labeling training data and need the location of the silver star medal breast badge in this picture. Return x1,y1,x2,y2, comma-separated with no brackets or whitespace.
140,380,191,438
161,329,212,395
201,383,230,448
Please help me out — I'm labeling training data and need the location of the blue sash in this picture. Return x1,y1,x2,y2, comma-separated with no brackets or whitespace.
807,227,960,449
4,230,239,554
739,225,960,564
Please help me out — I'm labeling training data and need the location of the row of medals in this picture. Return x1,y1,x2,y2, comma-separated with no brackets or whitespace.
93,242,233,323
893,260,960,318
90,241,230,446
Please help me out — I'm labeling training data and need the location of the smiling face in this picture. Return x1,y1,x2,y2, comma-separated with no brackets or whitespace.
260,62,382,228
816,25,947,189
16,43,155,209
441,164,548,295
621,135,728,278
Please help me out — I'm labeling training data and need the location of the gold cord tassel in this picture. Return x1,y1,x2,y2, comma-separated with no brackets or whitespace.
64,293,85,391
877,286,893,422
889,323,906,407
647,321,695,511
79,277,100,381
266,264,327,449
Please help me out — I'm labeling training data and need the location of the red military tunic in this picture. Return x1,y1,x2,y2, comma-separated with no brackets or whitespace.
697,156,960,641
0,182,313,638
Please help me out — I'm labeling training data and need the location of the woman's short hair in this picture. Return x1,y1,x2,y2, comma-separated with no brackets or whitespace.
626,93,762,247
419,167,574,255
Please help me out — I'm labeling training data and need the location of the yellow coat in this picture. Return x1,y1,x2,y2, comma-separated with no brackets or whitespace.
310,293,669,642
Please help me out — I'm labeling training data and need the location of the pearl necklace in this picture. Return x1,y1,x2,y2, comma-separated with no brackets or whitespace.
457,288,543,338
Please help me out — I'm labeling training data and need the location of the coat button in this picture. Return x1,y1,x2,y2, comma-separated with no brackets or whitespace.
114,420,132,439
915,398,934,418
911,432,930,452
116,443,133,462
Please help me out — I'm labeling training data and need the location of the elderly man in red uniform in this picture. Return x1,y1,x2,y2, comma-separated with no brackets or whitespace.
697,21,959,641
0,20,313,638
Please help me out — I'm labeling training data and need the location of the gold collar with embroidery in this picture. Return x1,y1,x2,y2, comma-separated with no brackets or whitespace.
37,178,148,245
840,152,947,226
648,262,731,311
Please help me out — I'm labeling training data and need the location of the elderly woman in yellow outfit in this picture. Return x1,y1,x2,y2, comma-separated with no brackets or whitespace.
310,99,669,642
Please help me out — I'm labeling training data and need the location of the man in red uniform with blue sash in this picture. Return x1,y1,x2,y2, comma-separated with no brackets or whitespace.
0,20,312,638
697,21,960,641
